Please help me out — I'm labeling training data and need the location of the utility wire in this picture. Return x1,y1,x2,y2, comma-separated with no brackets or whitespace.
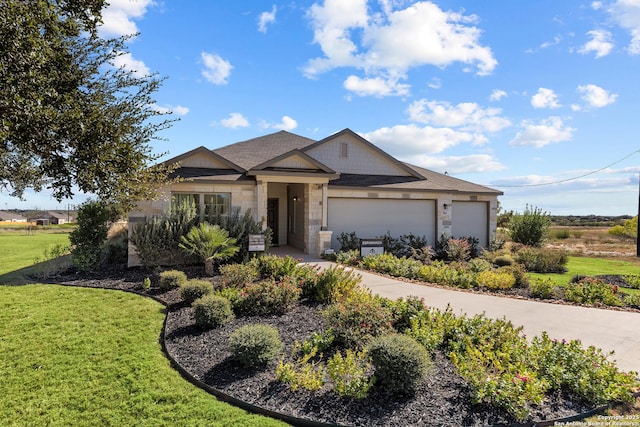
492,148,640,188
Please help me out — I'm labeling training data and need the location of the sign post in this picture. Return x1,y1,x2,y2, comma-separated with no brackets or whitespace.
359,238,384,257
248,234,266,252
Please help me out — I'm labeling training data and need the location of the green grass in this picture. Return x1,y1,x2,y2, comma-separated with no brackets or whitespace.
0,232,72,276
0,285,286,427
529,256,640,288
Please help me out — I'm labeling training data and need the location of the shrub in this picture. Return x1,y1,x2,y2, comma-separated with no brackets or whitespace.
250,255,301,281
410,245,433,264
530,278,557,299
515,247,568,273
276,344,325,391
237,278,301,315
159,270,187,291
378,231,403,258
624,292,640,308
416,261,476,289
446,238,471,262
476,270,516,290
497,264,530,288
299,330,335,356
564,277,623,307
623,275,640,289
553,229,571,239
397,233,429,259
493,255,514,267
303,265,362,303
367,334,433,394
229,324,283,369
129,197,198,267
142,277,151,291
468,258,492,273
180,279,213,304
103,226,128,265
383,296,427,332
327,349,373,399
179,223,239,275
69,200,111,270
405,307,457,353
508,205,551,247
335,249,360,266
360,252,422,279
323,290,394,349
193,294,234,329
219,263,259,287
337,231,359,252
213,287,244,312
206,208,273,263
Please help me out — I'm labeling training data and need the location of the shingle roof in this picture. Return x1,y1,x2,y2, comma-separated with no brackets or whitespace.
0,210,27,221
213,130,316,171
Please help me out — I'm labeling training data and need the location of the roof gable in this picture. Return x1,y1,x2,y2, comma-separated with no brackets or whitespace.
164,146,244,172
302,129,423,178
252,149,336,173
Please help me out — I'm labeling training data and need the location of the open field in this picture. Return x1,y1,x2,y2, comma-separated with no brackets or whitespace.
0,232,72,276
546,226,637,259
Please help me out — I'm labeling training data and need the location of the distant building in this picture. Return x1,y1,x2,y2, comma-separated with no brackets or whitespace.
0,210,28,222
29,211,71,225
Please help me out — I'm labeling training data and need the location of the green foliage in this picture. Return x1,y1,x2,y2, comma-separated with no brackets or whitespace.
446,238,472,262
219,263,259,287
530,278,557,299
515,247,568,273
406,307,457,353
608,216,638,241
564,277,623,307
299,330,335,356
276,344,325,391
475,270,516,290
212,287,244,312
207,209,272,263
327,349,373,399
398,233,430,258
179,279,213,304
179,223,239,275
335,249,360,265
130,197,198,267
303,265,362,303
623,275,640,289
103,226,128,265
237,278,302,316
494,255,515,267
623,292,640,308
416,261,476,289
382,296,427,332
228,324,283,369
367,334,433,394
552,229,571,239
530,332,638,405
498,264,530,288
142,277,151,291
468,258,493,273
323,290,394,349
69,200,110,270
250,255,302,281
31,242,71,279
508,205,551,247
337,231,359,252
360,252,422,279
159,270,187,291
192,294,234,329
0,0,173,209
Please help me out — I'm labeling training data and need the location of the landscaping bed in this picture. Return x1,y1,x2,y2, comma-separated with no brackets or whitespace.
48,264,631,427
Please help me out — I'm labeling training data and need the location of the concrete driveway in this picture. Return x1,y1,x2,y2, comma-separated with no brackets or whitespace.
270,247,640,373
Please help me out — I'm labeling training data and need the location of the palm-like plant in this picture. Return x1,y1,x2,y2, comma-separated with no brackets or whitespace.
179,223,239,275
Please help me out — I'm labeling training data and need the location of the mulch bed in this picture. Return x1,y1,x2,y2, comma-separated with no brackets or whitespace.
43,264,602,427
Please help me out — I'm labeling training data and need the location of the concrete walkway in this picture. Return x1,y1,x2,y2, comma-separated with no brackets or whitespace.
269,247,640,373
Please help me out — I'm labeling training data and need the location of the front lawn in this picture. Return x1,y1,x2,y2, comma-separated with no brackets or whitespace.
0,284,285,427
0,232,71,276
529,256,640,287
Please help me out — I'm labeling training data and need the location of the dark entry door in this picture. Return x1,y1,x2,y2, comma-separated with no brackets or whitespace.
267,198,279,245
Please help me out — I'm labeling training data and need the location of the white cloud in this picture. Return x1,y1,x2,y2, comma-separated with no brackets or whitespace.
577,84,618,107
304,1,497,96
201,52,233,85
608,0,640,54
263,116,298,131
591,1,603,11
343,75,410,97
407,99,511,134
531,88,561,109
428,78,442,89
258,5,277,33
579,29,614,58
111,52,150,77
362,124,474,155
489,89,507,101
99,0,155,37
220,113,250,128
153,104,190,116
509,117,575,148
404,153,506,174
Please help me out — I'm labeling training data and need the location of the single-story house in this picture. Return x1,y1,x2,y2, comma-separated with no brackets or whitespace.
32,211,70,225
0,210,28,222
128,128,503,266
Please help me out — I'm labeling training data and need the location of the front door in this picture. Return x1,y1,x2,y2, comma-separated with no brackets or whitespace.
267,198,279,246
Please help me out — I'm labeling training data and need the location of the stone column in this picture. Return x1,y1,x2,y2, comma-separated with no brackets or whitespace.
256,180,268,230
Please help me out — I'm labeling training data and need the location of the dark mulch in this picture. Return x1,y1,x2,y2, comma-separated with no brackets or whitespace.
42,264,600,427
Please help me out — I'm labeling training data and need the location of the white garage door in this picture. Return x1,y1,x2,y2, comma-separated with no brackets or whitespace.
328,198,436,250
451,201,488,246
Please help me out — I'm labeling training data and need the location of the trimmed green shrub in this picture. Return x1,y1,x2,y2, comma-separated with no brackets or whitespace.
530,278,556,299
498,264,530,288
276,344,325,391
229,324,283,369
624,292,640,308
327,349,373,399
69,200,111,270
180,279,213,304
250,255,301,281
367,333,433,394
493,255,515,267
159,270,187,291
476,270,516,290
219,263,259,287
337,231,359,252
193,294,234,329
406,308,458,353
382,296,427,332
564,277,623,307
468,258,492,273
508,205,550,247
515,247,568,273
303,265,361,303
237,278,301,315
335,249,360,266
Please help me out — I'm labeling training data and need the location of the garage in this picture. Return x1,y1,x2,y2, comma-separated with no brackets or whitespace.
327,198,436,250
451,201,489,247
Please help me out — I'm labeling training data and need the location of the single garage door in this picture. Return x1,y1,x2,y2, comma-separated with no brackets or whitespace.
451,201,488,247
328,198,436,250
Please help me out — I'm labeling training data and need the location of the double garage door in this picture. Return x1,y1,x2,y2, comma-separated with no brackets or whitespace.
327,198,436,250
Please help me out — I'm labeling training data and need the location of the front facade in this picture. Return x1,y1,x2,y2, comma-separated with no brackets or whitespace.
128,129,502,266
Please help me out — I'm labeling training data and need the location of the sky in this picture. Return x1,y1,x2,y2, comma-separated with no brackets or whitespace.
3,0,640,216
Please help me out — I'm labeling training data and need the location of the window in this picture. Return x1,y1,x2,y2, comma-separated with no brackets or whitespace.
204,193,231,217
340,142,348,158
172,193,199,214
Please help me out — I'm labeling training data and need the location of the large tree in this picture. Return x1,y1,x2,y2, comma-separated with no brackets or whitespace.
0,0,173,212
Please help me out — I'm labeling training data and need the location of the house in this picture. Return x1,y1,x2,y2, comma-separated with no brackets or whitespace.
30,211,70,225
0,210,28,222
128,128,503,266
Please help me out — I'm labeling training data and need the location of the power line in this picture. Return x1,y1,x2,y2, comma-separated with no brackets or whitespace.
493,148,640,188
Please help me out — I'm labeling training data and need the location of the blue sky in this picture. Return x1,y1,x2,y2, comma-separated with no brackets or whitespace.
3,0,640,216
